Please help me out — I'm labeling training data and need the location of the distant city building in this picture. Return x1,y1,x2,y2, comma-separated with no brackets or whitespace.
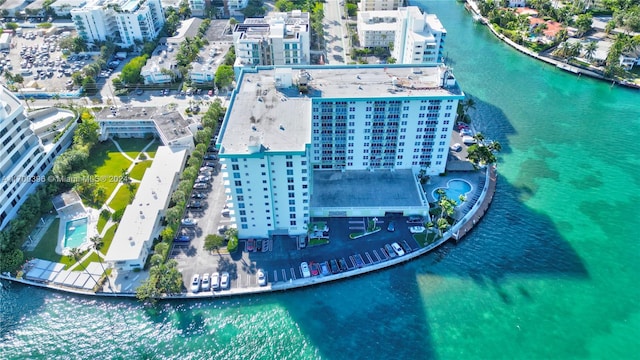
226,0,248,12
104,146,187,270
217,64,464,238
50,0,88,16
0,0,28,17
233,10,310,67
188,0,206,17
71,0,165,47
357,6,446,64
0,87,76,229
358,0,403,12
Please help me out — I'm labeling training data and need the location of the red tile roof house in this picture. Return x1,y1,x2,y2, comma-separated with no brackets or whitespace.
529,18,564,42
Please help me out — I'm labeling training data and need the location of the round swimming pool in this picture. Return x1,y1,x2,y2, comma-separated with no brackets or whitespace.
432,179,472,205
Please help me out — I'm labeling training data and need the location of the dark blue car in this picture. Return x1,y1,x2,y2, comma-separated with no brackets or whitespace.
174,234,190,242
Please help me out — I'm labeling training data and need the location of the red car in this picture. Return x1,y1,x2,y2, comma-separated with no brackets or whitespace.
246,238,255,252
309,262,320,276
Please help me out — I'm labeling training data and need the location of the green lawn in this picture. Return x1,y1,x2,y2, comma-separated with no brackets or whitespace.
87,141,132,197
413,231,437,247
113,138,146,159
100,224,118,255
309,238,329,246
97,211,110,233
108,183,138,213
25,218,62,262
143,141,159,159
130,160,152,181
78,252,102,271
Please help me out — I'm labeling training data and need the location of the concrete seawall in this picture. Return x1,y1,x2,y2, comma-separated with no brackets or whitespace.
1,166,498,300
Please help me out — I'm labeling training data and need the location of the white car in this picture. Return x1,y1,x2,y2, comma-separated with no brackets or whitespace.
462,135,477,145
409,226,426,234
190,274,201,293
181,218,197,226
450,143,462,152
257,268,267,286
391,242,405,256
201,273,211,291
220,272,230,289
300,262,311,278
211,272,220,291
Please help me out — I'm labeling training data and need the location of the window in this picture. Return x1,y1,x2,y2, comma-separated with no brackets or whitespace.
234,180,242,186
286,161,293,167
287,169,294,175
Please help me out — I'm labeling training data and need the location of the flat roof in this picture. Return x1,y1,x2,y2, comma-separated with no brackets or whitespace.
311,169,423,208
51,0,87,6
221,65,462,155
95,105,195,142
167,17,203,45
105,146,186,263
0,0,26,10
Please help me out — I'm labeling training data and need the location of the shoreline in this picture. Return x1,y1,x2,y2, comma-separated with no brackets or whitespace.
1,166,498,301
463,0,640,90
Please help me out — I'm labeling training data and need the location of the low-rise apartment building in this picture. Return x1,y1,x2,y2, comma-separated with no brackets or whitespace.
233,10,310,67
357,6,446,64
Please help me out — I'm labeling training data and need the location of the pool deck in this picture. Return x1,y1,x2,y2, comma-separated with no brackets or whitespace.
1,165,498,300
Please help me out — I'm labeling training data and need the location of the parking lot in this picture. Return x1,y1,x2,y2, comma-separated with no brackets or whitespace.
174,211,424,295
2,30,105,93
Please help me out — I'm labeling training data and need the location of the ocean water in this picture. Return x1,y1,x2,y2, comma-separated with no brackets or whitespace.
1,1,639,359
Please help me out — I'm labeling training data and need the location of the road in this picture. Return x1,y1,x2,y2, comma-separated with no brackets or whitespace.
322,0,350,64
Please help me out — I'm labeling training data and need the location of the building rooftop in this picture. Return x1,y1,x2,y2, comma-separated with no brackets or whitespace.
166,17,203,46
221,65,461,155
105,146,186,264
311,169,423,208
0,0,26,10
95,105,195,143
25,0,48,10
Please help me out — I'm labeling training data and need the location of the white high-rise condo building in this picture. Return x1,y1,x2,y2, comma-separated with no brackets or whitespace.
217,64,464,239
0,87,75,229
188,0,206,16
233,10,310,67
71,0,165,47
357,6,446,63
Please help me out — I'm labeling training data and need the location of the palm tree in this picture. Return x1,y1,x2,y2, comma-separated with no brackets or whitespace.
68,247,101,291
90,235,114,293
473,132,485,145
584,41,597,62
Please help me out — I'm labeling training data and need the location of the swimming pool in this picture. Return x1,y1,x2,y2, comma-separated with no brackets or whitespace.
432,179,472,205
64,217,88,248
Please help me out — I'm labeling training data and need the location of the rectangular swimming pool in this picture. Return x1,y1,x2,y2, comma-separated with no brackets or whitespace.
64,217,88,248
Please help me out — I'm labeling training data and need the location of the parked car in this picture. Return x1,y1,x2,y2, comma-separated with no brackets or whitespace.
309,262,320,276
193,183,209,190
221,208,230,217
450,143,462,152
200,166,214,172
220,272,230,289
188,200,202,209
391,242,405,256
460,128,473,137
208,89,213,96
203,154,217,160
387,221,395,232
174,234,190,242
246,238,255,252
203,161,216,167
181,218,197,226
217,225,228,234
338,258,348,272
300,262,311,278
385,244,397,258
329,259,340,274
211,272,220,291
190,274,201,293
201,273,211,291
320,261,330,276
462,135,477,145
257,268,267,286
196,175,210,183
191,192,205,199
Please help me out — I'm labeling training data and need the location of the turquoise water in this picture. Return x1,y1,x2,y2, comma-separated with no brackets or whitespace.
1,1,640,358
63,217,88,248
433,179,472,204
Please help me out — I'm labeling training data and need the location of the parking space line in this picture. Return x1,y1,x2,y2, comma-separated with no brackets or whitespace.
380,248,389,260
365,252,374,264
290,268,296,280
373,250,381,262
281,269,287,282
349,255,356,267
273,270,278,282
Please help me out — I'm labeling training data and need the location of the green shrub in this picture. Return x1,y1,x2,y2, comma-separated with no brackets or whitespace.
112,208,125,222
227,236,238,252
